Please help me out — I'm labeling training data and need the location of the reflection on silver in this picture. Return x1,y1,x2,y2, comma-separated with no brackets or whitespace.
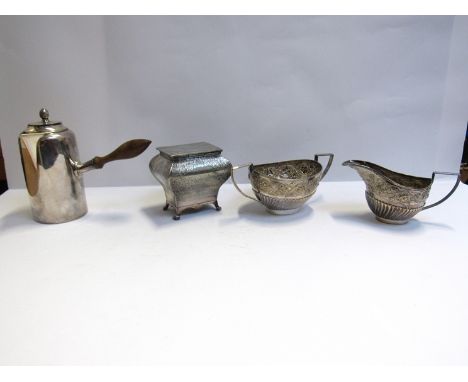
232,154,334,215
149,142,232,220
343,160,460,224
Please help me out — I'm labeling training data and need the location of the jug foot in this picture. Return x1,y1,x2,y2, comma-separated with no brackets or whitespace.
267,207,301,215
376,216,409,225
173,214,181,220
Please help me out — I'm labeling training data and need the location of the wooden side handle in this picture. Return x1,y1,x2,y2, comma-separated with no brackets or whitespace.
76,139,152,174
93,139,152,169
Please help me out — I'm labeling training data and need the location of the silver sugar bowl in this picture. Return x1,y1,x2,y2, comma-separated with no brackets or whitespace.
231,154,334,215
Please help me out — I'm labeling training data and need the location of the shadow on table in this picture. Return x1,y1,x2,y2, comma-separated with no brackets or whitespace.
0,207,38,233
0,207,131,233
329,206,454,233
219,196,319,226
141,203,223,228
240,201,313,223
83,211,132,225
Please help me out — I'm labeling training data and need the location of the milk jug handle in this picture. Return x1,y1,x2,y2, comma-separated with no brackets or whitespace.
422,172,460,210
231,164,259,202
314,153,334,181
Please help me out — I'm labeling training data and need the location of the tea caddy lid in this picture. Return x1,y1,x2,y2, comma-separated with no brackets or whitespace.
23,108,66,134
157,142,223,161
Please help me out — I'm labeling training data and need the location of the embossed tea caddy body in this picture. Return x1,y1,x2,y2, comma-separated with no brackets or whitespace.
18,108,151,223
149,142,232,220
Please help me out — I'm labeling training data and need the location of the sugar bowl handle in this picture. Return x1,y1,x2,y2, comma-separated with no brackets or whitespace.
314,153,334,181
231,164,259,202
422,172,460,210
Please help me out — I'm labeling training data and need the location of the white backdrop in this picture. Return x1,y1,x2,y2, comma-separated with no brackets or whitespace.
1,16,467,188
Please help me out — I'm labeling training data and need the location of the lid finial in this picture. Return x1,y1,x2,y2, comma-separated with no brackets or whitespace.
39,108,49,124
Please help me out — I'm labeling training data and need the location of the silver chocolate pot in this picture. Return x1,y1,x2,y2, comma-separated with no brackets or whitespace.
18,108,151,224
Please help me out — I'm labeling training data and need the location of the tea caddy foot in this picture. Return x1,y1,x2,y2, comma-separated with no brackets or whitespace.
162,200,222,220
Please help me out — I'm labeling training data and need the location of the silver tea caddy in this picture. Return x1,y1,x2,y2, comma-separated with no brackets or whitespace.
149,142,232,220
18,108,151,224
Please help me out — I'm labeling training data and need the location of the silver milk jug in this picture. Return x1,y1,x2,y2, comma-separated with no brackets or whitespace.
18,108,151,224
